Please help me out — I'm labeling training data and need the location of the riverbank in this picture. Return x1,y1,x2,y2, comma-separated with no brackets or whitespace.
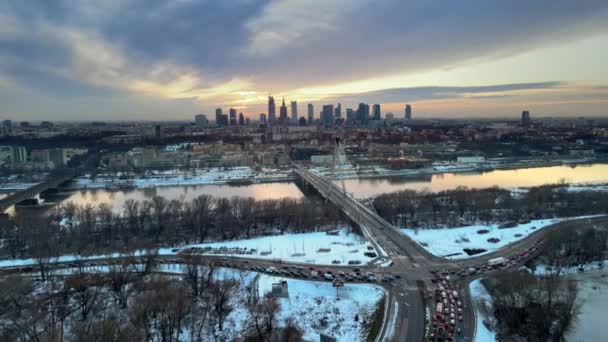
58,158,608,191
0,158,606,194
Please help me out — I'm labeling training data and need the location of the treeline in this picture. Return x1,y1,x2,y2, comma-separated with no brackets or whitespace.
0,195,345,260
539,220,608,272
372,184,608,228
482,271,579,341
478,221,608,340
0,262,303,341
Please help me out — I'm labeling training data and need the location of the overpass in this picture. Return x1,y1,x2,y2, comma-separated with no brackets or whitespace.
293,163,443,266
0,173,76,213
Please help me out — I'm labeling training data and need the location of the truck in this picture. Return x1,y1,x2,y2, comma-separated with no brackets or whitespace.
488,257,507,267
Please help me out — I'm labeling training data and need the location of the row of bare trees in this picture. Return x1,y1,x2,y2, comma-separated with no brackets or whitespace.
0,261,302,342
0,194,344,260
541,221,608,273
373,184,608,228
482,271,580,341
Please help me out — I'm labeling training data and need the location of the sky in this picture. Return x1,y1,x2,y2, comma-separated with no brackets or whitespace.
1,0,608,121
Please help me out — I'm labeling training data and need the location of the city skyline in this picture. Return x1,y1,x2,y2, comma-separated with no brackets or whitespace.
1,1,608,120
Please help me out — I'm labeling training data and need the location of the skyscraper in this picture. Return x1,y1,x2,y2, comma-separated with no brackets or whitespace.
195,114,207,129
307,103,314,124
268,96,276,125
215,108,223,125
346,108,355,124
372,104,381,120
521,110,531,126
291,101,298,124
357,103,370,125
259,113,267,125
321,104,334,126
238,112,245,126
334,103,342,119
280,98,288,125
229,108,237,126
405,104,412,120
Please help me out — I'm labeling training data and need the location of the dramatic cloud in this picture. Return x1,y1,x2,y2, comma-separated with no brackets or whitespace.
0,0,607,120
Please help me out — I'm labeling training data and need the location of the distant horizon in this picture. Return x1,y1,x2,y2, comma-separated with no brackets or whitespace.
1,2,607,120
4,114,608,125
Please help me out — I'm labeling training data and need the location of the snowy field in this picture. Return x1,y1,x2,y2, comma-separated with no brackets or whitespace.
178,229,376,266
258,274,385,341
469,279,496,342
401,216,602,259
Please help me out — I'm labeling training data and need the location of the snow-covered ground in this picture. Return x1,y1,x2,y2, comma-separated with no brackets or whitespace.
401,216,603,259
72,166,293,189
0,229,374,268
258,274,385,341
531,259,608,276
178,229,376,266
565,268,608,342
469,279,497,342
43,263,384,341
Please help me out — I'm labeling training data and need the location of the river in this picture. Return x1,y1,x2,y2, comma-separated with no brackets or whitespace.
6,163,608,215
340,163,608,198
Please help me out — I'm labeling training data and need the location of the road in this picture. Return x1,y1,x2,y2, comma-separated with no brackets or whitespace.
293,164,608,342
2,163,607,342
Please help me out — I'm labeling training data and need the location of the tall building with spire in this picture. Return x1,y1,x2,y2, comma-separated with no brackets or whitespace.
280,98,288,125
268,96,276,125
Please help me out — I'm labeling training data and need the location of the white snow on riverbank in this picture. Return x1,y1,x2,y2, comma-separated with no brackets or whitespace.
258,274,385,341
178,229,376,266
0,229,374,268
72,167,293,189
469,279,496,342
401,216,604,259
